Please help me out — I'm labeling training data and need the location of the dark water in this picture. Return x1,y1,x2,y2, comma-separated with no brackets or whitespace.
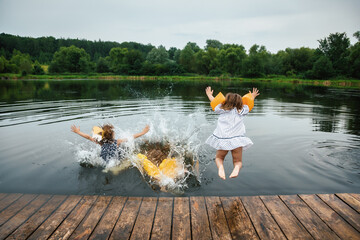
0,79,359,196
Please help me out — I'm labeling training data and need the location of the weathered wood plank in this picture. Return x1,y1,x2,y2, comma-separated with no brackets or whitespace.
241,196,286,240
300,194,360,240
6,195,67,240
130,197,157,240
220,197,259,240
205,196,232,240
88,196,127,240
0,193,8,202
27,195,83,240
190,196,212,240
336,193,360,213
350,193,360,202
69,196,112,240
0,194,36,226
48,195,98,240
318,194,360,232
172,197,191,240
280,195,340,240
109,197,142,240
0,193,22,213
0,194,51,239
151,197,173,240
260,195,313,240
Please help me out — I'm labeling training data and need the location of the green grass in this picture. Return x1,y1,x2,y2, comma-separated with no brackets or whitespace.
1,73,359,89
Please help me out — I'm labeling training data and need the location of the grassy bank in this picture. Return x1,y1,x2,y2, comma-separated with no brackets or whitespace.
1,73,359,89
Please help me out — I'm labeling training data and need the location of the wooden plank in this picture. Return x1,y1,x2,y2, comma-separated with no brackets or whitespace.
241,196,286,240
350,193,360,202
0,193,22,213
88,196,127,240
0,193,8,201
190,196,212,240
6,195,67,240
260,195,313,240
300,194,360,240
109,197,142,240
151,197,173,240
48,195,98,240
220,197,259,240
0,194,51,238
27,195,83,240
280,195,340,240
336,193,360,213
172,197,191,240
0,194,36,226
69,196,112,240
130,197,157,240
205,196,232,240
317,194,360,232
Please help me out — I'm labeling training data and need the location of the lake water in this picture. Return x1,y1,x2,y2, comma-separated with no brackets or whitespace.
0,79,359,197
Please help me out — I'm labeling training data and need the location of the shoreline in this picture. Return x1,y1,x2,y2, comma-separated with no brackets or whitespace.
1,73,359,89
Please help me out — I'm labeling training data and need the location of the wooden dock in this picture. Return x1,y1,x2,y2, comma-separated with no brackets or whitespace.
0,193,359,239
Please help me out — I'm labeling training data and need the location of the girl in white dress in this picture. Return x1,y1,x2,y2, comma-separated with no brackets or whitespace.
205,86,260,179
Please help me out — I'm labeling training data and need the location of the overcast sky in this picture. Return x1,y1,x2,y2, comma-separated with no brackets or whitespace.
0,0,359,53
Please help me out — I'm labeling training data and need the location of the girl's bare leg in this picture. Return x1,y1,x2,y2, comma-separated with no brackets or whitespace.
215,150,228,180
229,147,243,178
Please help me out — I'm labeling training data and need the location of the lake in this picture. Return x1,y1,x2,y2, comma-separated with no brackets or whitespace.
0,79,359,197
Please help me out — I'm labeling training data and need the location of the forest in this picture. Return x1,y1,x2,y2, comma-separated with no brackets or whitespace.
0,31,359,79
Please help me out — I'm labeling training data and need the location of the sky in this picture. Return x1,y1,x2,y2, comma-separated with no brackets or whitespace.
0,0,359,53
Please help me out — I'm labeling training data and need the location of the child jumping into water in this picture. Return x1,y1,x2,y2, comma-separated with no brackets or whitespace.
71,124,150,162
205,87,260,179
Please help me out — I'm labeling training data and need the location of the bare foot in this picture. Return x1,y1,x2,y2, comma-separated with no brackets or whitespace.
218,165,226,180
229,163,242,178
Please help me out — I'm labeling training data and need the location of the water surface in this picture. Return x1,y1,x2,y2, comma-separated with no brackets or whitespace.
0,79,359,196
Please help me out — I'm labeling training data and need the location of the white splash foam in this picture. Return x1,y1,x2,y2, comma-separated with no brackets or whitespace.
71,107,206,194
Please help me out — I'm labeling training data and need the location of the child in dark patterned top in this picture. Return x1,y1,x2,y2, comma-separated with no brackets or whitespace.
71,124,149,162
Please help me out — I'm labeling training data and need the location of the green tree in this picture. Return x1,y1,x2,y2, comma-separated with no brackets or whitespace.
318,32,350,75
205,39,223,50
349,42,360,78
168,47,178,60
218,45,246,75
146,45,169,64
180,43,197,72
0,56,6,72
310,56,334,79
32,61,45,75
126,49,144,74
96,57,110,73
10,50,33,75
108,47,129,74
353,31,360,42
49,45,93,73
194,50,209,74
242,45,270,77
194,47,220,75
281,47,316,76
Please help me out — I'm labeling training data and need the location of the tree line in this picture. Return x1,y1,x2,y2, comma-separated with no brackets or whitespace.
0,31,359,79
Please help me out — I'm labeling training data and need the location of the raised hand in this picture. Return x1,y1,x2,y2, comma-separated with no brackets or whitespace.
71,125,80,134
250,88,260,99
205,86,214,101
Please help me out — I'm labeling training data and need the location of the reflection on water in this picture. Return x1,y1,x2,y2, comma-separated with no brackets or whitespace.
0,79,359,196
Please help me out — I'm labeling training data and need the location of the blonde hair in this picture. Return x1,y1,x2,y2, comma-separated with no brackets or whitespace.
221,92,243,111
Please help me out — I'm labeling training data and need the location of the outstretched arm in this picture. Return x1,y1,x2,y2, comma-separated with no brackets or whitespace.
117,125,150,145
250,88,260,99
205,86,214,101
71,125,98,144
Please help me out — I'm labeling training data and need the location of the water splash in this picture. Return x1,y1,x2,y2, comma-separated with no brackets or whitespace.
72,108,206,194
